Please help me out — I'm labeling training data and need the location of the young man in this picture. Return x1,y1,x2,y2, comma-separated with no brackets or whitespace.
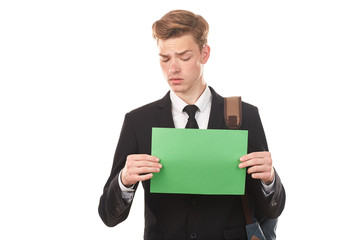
99,10,285,240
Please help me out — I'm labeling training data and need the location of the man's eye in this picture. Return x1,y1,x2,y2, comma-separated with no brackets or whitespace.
161,58,170,62
181,57,191,61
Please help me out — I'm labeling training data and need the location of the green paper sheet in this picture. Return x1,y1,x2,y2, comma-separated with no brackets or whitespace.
150,128,248,195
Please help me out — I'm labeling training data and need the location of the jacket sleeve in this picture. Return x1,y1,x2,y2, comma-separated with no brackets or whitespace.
98,113,139,227
246,106,286,219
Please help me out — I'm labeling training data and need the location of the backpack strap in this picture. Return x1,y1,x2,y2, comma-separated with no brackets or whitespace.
224,97,242,130
224,96,253,225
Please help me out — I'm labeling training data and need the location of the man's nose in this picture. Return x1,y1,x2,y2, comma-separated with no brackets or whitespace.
169,60,180,73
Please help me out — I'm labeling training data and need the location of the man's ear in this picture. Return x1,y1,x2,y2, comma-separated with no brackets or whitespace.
201,45,210,64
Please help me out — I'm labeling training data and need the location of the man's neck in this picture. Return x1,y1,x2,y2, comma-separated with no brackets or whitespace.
175,83,207,105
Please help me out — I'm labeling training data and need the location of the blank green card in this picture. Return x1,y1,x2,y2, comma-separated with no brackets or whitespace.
150,128,248,195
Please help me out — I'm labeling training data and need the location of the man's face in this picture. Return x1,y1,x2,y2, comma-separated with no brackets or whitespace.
158,34,210,97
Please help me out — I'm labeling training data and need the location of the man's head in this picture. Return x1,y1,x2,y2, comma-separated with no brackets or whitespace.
152,10,210,103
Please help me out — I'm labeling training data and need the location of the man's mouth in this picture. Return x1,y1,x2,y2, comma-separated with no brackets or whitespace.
169,78,183,84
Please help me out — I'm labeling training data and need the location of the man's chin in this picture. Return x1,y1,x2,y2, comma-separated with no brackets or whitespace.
169,84,186,93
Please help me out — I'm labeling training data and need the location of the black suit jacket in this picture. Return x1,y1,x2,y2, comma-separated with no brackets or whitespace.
99,87,285,240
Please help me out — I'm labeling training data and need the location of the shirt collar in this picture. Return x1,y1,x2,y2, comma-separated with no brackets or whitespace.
170,86,212,115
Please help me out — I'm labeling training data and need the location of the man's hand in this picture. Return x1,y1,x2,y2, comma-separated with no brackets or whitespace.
121,154,162,187
239,151,274,185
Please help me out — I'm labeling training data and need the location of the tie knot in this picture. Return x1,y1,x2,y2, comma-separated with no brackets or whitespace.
183,105,199,118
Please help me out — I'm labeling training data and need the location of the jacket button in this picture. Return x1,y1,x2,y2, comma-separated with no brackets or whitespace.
190,233,198,239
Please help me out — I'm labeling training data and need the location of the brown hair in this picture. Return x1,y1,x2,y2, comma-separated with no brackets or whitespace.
152,10,209,50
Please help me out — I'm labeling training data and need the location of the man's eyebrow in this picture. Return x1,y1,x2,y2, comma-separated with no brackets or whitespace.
175,50,192,56
159,53,169,58
159,50,193,57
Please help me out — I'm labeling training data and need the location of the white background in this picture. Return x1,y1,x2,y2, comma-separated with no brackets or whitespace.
1,0,359,239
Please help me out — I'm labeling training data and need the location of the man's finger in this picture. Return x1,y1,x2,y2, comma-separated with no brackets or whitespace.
131,160,162,168
128,154,160,162
250,172,264,180
240,152,258,161
240,151,270,162
136,173,154,182
239,158,261,168
247,165,263,174
133,166,162,175
250,171,273,182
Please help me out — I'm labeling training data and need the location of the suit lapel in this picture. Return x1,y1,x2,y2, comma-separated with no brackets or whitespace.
207,87,227,130
156,91,175,128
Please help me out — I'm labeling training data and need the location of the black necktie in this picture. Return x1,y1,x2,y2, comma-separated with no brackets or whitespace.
183,105,199,129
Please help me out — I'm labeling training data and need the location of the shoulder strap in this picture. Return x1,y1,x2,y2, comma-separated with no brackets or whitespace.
224,97,242,130
224,96,253,225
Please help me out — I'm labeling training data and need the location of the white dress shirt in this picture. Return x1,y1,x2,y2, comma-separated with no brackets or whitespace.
119,86,274,202
170,86,212,129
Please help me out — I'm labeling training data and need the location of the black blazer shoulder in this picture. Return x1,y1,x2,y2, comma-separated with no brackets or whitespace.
127,91,170,117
